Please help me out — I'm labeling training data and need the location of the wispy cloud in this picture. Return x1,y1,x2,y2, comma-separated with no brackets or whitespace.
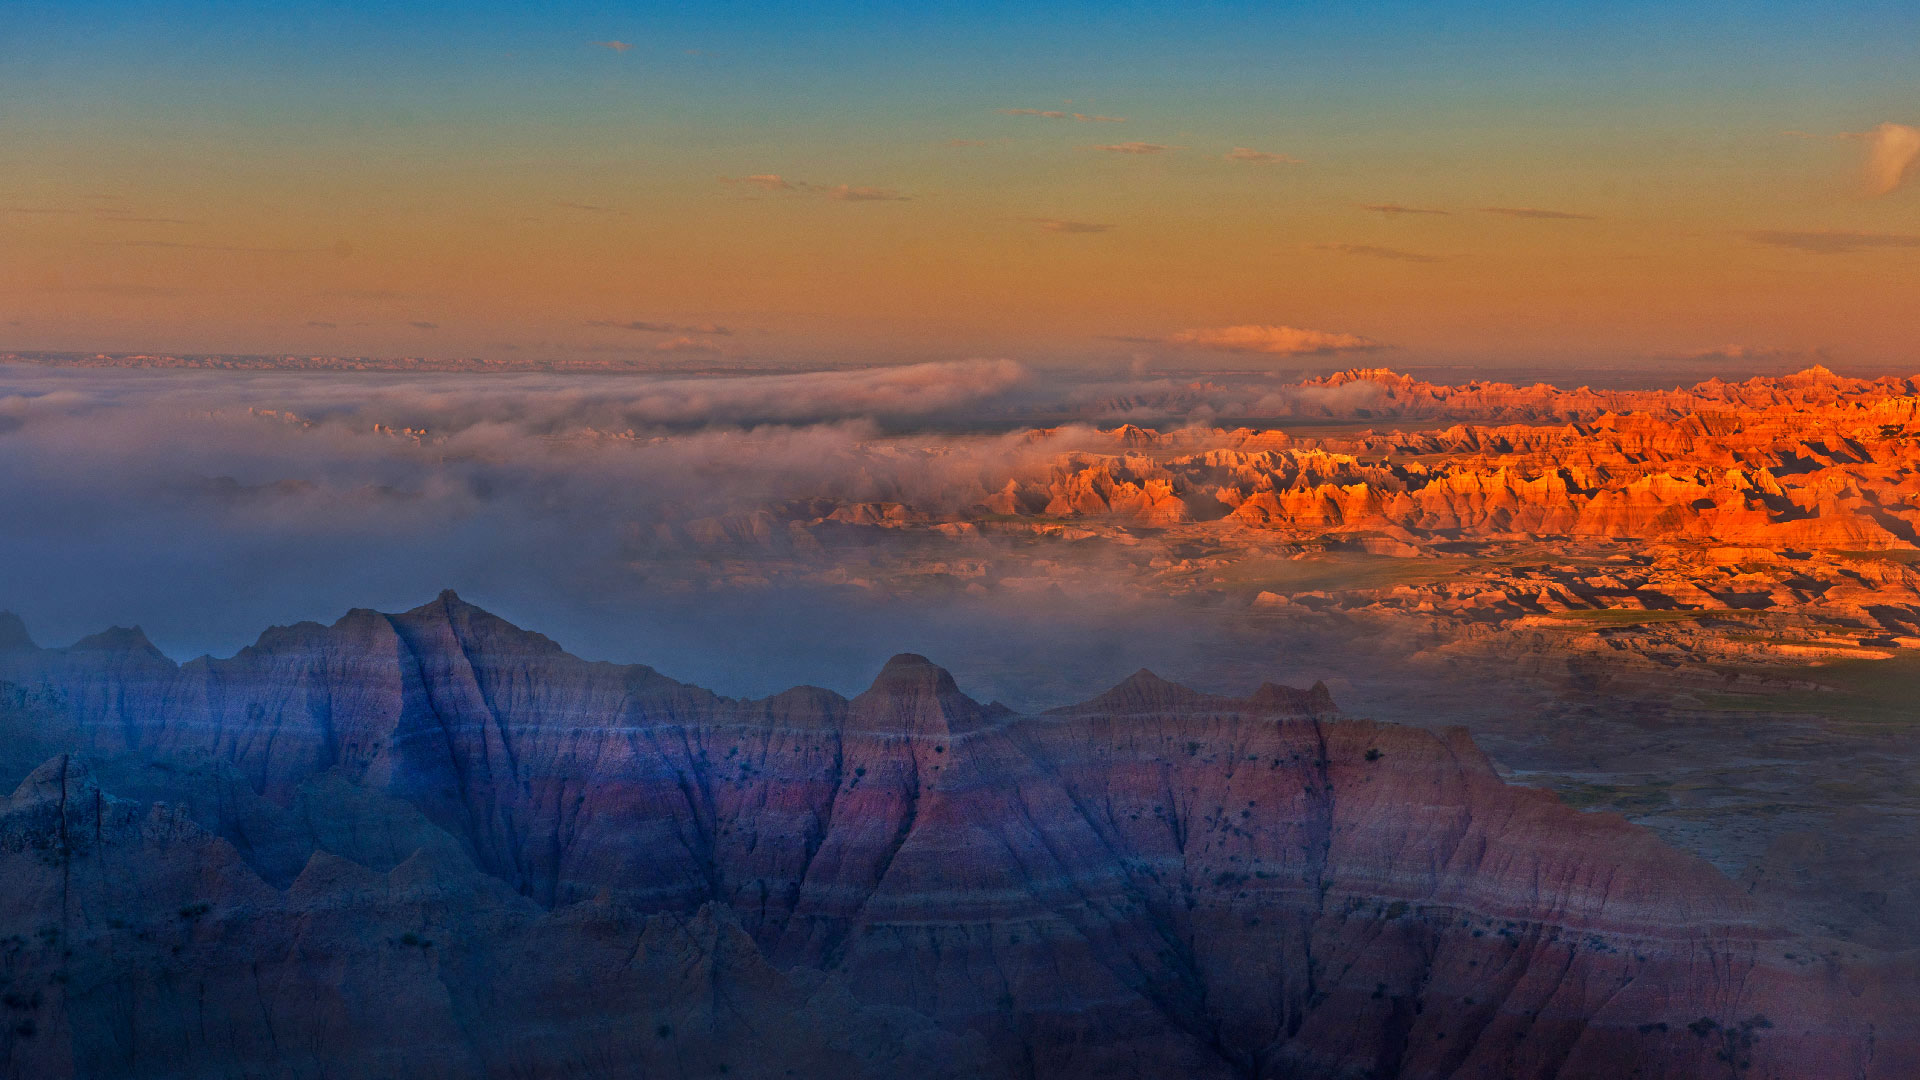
1359,203,1450,216
315,289,430,302
1479,206,1595,220
1224,147,1300,165
1091,141,1172,155
95,211,194,225
1749,229,1920,253
1161,324,1383,355
108,239,319,254
944,138,998,148
824,184,908,201
38,283,192,297
1791,123,1920,196
588,320,732,336
1310,242,1442,263
1672,343,1791,361
1861,123,1920,196
555,200,629,216
720,176,908,201
999,108,1126,123
1030,219,1113,234
653,336,722,355
305,320,338,329
592,40,633,52
720,174,794,191
410,321,439,330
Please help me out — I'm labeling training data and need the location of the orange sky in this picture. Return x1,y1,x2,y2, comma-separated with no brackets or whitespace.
3,3,1917,369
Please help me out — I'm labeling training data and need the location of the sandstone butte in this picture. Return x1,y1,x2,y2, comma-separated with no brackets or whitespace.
640,367,1920,658
0,593,1912,1079
962,366,1920,548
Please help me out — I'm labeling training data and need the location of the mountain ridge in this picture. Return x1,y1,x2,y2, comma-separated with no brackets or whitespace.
0,595,1911,1079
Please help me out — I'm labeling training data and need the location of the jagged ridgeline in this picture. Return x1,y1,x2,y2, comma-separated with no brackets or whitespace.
0,594,1911,1079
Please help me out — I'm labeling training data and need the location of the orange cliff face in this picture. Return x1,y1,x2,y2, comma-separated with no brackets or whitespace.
641,367,1920,669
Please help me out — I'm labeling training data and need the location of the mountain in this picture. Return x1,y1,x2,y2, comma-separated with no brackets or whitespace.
0,594,1911,1079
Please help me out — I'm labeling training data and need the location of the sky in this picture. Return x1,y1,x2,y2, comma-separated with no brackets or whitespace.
3,1,1918,370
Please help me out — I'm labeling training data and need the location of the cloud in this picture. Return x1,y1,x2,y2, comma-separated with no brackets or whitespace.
1671,344,1791,362
721,174,795,191
1748,229,1920,253
1161,324,1383,355
999,109,1125,123
824,185,908,202
945,139,995,147
719,176,906,200
40,283,192,297
588,320,732,336
1861,123,1920,196
1030,219,1113,234
1479,207,1595,220
1091,142,1172,155
306,321,338,329
110,239,317,254
1224,148,1300,165
315,289,430,302
555,200,629,215
409,321,439,330
654,336,722,355
1359,203,1450,216
94,210,193,225
593,40,633,52
1310,243,1442,263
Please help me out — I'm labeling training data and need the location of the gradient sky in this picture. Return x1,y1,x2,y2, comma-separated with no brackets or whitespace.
3,1,1917,369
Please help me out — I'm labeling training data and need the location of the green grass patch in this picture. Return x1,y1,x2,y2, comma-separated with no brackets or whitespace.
1219,554,1461,594
1698,652,1920,727
1551,781,1674,815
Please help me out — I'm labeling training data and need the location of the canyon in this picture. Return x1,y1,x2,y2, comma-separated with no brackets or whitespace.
1,593,1914,1079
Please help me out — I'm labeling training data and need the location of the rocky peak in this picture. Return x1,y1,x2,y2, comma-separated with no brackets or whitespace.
1049,667,1221,716
0,611,35,652
1245,679,1337,715
394,589,565,657
848,653,990,737
64,625,169,662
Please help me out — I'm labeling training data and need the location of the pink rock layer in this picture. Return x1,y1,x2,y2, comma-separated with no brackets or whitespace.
0,593,1911,1078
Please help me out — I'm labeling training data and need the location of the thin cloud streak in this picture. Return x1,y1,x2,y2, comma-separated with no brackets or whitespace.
824,185,908,202
1091,142,1173,155
1479,207,1595,220
1310,243,1442,264
555,200,629,216
1224,148,1300,165
1030,219,1113,234
1359,203,1450,216
719,176,907,200
589,321,732,336
1749,229,1920,253
999,108,1126,123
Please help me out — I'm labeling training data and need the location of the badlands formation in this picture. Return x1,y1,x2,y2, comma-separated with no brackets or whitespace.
678,365,1920,670
638,366,1920,956
1,593,1915,1079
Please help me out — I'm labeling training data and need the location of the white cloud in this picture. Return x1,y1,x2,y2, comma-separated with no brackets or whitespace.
1862,123,1920,196
1162,324,1383,355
